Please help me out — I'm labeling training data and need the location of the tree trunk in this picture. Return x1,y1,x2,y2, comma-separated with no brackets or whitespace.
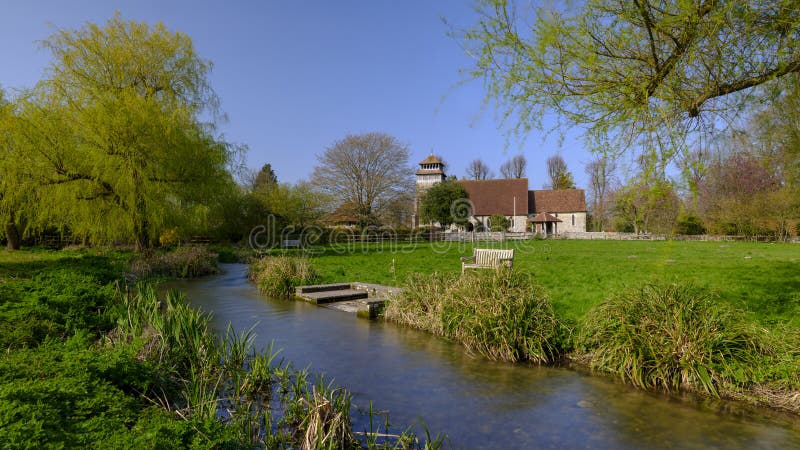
4,215,21,251
132,176,149,252
133,206,149,253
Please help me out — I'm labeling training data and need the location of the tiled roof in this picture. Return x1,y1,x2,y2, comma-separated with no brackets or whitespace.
458,179,529,216
528,212,562,223
528,189,586,213
324,202,359,224
419,155,443,165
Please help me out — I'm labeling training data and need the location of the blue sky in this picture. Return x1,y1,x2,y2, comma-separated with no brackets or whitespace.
0,0,593,189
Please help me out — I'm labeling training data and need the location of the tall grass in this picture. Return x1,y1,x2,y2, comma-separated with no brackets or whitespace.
129,245,219,279
578,282,773,397
385,269,562,363
109,283,443,448
249,255,317,297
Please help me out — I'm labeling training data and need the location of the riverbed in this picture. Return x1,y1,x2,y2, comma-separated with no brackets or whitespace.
169,264,800,449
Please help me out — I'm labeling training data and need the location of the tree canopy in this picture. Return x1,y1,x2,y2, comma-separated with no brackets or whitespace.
463,0,800,158
8,14,234,250
546,155,576,190
420,180,471,228
312,132,413,227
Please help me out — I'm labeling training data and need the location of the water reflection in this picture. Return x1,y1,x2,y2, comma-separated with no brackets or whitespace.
168,264,800,449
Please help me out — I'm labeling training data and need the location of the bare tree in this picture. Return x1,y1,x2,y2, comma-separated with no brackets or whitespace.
466,159,493,180
585,156,616,231
500,154,526,179
312,132,413,227
546,155,575,189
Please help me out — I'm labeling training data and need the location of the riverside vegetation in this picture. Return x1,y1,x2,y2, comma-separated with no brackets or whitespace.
0,248,445,449
251,240,800,414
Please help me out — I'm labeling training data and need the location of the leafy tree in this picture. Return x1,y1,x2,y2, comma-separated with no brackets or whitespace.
11,15,233,251
698,151,781,236
500,154,526,179
675,213,706,236
465,159,493,180
252,163,278,192
267,181,331,228
546,155,575,190
0,88,22,250
613,178,679,235
462,0,800,158
489,214,510,231
420,180,470,228
312,132,413,227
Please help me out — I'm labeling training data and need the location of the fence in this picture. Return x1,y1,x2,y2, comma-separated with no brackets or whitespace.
563,231,800,243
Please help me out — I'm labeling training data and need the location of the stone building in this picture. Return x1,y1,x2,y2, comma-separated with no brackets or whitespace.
412,156,587,234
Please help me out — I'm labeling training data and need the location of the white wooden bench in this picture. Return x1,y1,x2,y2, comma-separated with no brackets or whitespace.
282,239,301,248
460,248,514,273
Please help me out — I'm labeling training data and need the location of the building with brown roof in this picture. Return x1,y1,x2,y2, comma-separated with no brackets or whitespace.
411,156,587,234
528,190,587,233
459,179,530,231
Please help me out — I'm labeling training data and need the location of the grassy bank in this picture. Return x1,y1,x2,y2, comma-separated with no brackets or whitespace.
297,240,800,328
257,239,800,412
0,248,444,448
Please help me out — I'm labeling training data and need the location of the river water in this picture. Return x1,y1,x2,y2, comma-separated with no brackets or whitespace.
170,264,800,449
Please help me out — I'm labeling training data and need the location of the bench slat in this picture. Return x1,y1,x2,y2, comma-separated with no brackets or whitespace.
461,248,515,273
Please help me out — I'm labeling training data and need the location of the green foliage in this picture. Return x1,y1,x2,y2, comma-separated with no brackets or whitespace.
252,163,278,191
488,214,510,231
463,0,800,157
385,269,562,363
675,213,706,235
249,256,317,297
0,249,442,448
419,180,471,227
9,14,236,251
0,269,116,349
578,282,772,396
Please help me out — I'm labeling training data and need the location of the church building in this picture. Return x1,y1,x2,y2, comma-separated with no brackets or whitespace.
412,155,587,234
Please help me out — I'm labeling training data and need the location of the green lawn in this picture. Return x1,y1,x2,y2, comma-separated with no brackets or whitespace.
302,240,800,327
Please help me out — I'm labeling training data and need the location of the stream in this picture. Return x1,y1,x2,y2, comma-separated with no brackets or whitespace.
168,264,800,449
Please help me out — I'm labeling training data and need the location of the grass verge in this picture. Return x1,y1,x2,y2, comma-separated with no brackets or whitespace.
0,248,446,448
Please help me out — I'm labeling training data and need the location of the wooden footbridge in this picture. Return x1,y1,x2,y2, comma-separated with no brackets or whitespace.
294,282,401,319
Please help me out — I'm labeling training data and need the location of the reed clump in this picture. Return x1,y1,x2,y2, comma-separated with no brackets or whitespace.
577,282,773,397
129,245,219,279
110,284,441,448
249,255,317,297
385,269,562,363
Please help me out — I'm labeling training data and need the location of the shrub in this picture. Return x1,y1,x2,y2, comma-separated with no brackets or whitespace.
675,214,706,235
578,282,771,397
249,256,317,297
129,246,219,279
489,214,510,231
385,269,562,363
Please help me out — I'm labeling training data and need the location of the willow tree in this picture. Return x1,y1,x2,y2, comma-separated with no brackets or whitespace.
0,88,23,250
16,14,233,251
463,0,800,158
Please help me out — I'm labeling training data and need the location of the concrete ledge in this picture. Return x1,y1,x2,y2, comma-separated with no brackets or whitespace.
297,283,353,294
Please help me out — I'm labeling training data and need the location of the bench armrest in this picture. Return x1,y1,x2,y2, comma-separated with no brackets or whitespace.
460,256,475,263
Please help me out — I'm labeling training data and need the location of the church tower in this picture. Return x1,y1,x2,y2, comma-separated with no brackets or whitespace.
412,154,446,228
